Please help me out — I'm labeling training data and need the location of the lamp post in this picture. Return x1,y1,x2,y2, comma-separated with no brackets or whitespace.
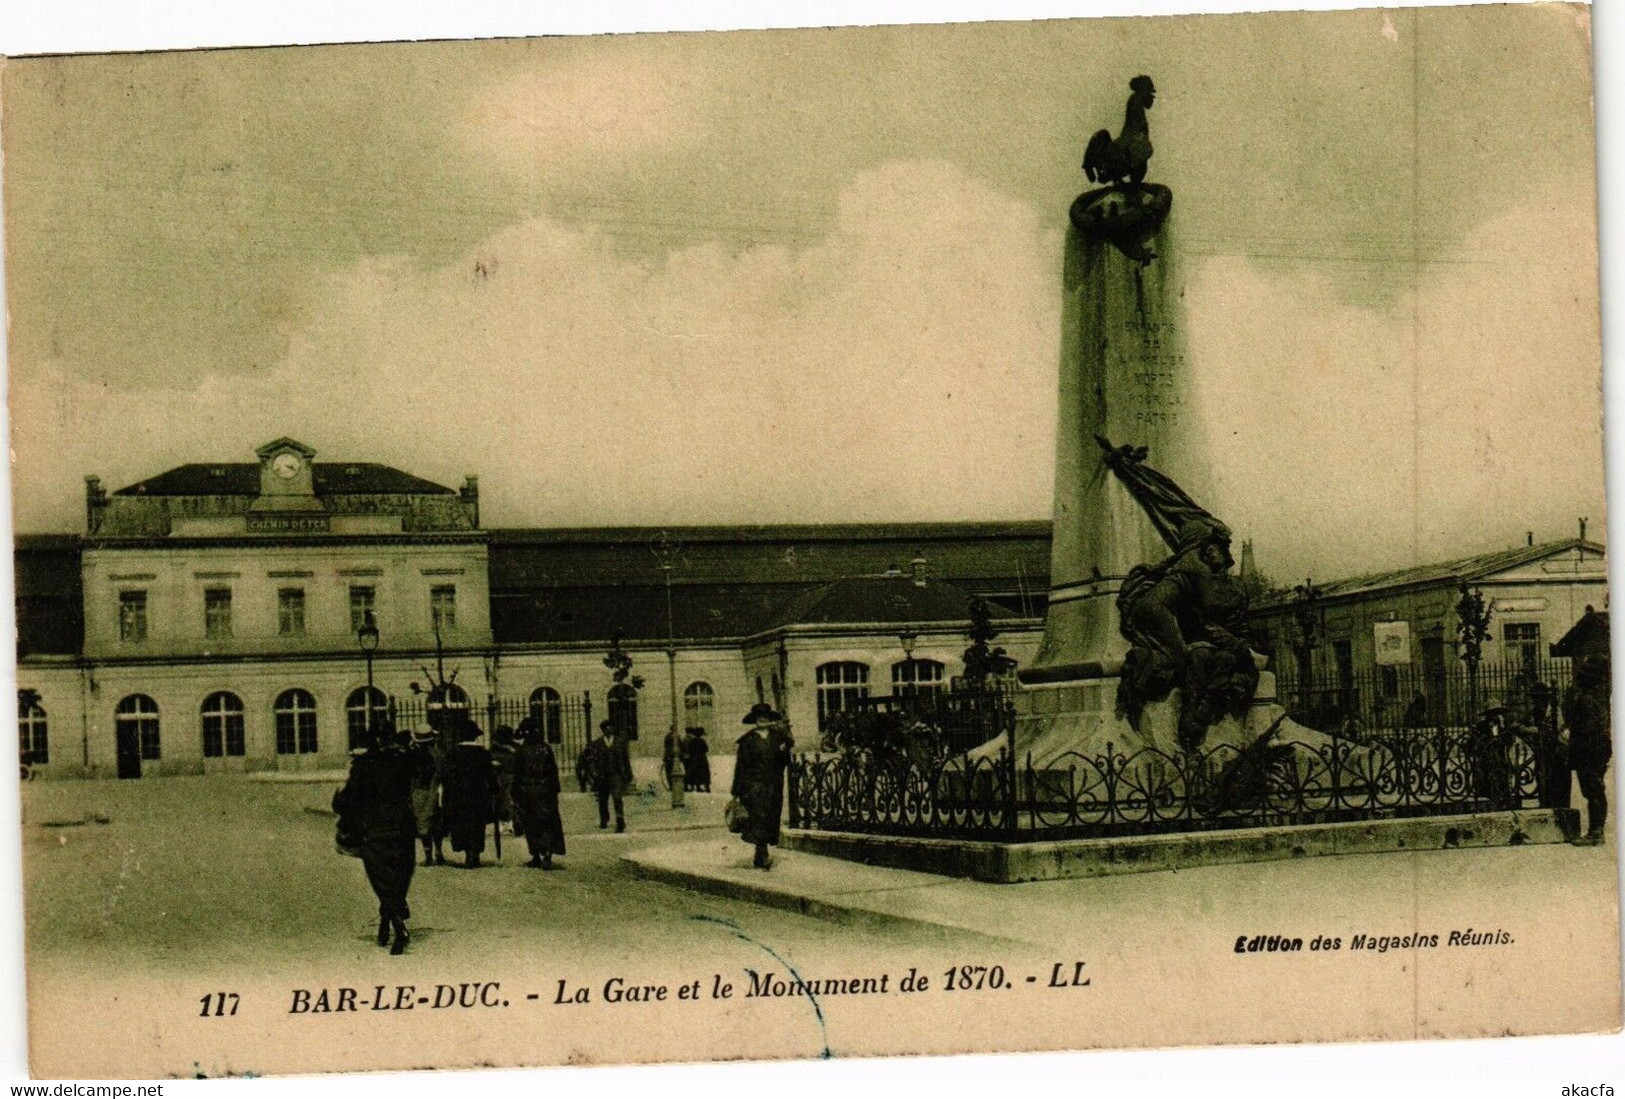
898,629,919,706
358,610,380,742
652,532,684,808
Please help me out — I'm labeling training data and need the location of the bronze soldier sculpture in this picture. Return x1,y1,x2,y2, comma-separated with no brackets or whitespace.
1100,437,1258,752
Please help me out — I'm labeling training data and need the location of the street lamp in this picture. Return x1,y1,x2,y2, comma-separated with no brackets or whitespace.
358,610,380,742
652,532,685,809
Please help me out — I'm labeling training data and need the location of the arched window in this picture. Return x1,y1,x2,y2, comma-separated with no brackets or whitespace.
607,683,639,739
200,692,245,758
426,683,470,735
683,681,715,734
891,659,946,701
274,689,319,755
816,662,870,731
346,687,389,750
18,694,48,765
116,694,162,760
529,687,562,743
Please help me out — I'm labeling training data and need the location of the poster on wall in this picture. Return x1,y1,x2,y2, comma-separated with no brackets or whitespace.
1373,621,1413,667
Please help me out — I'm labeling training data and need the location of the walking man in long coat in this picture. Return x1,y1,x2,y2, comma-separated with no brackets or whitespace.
512,718,566,869
442,721,497,868
333,722,417,954
732,703,793,869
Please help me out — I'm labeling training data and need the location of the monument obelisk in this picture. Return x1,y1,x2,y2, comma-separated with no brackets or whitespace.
987,75,1321,766
1028,221,1196,678
1028,74,1196,681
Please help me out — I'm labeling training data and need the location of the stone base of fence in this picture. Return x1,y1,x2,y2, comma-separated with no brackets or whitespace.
781,807,1580,883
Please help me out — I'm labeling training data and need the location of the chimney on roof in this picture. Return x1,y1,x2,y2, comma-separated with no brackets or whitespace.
461,476,480,528
1527,531,1533,547
911,556,927,587
1239,539,1256,583
1579,517,1588,542
84,475,107,535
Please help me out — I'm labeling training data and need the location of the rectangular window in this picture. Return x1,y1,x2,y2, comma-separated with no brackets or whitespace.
431,585,457,633
278,588,306,636
349,585,376,633
1504,623,1541,674
204,588,233,640
118,591,148,643
816,662,870,732
1333,639,1354,687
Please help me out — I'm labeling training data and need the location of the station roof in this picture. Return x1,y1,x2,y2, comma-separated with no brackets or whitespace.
488,521,1051,589
112,463,456,497
1252,538,1605,610
761,574,1012,630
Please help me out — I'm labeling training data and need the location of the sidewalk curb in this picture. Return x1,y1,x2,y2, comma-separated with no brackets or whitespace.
621,847,1022,946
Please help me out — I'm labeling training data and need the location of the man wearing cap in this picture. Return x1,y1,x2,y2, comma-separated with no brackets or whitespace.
584,720,633,832
732,703,793,869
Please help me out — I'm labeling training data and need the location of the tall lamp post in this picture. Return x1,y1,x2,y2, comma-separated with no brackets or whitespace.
652,532,685,808
358,610,380,743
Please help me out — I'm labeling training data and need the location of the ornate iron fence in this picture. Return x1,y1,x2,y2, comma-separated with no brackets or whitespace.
789,725,1553,842
1274,657,1572,735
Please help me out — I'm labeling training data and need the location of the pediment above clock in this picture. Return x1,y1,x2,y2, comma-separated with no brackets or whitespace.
254,437,317,460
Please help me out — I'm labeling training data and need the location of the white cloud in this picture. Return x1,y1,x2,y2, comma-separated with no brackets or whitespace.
11,171,1603,593
1187,201,1604,581
12,160,1060,531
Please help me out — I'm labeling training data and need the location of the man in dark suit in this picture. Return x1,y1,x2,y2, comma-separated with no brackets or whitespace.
584,720,632,832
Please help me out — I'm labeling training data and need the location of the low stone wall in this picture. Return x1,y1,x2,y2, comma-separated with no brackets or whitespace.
782,808,1579,883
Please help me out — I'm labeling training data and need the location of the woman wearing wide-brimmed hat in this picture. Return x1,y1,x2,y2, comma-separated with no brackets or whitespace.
731,703,793,869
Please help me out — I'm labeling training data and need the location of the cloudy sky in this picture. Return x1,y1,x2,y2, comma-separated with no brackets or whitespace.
2,5,1603,583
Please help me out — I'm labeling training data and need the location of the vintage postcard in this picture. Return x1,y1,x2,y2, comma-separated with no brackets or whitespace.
3,2,1618,1080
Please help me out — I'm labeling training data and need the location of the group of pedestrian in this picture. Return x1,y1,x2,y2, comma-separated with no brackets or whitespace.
334,703,796,955
662,727,713,793
333,716,571,954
